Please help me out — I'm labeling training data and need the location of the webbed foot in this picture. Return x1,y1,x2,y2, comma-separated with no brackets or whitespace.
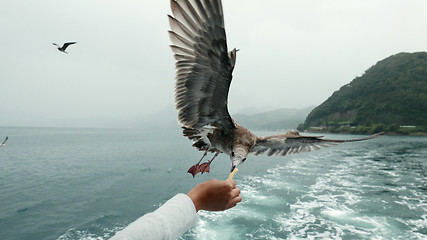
199,162,211,174
188,151,220,177
187,164,202,178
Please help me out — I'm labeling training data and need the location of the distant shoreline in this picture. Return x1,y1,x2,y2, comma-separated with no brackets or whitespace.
302,130,427,136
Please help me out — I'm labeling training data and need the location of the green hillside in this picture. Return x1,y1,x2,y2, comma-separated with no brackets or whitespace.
298,52,427,135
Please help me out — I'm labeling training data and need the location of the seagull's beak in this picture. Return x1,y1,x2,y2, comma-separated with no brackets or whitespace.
231,147,247,172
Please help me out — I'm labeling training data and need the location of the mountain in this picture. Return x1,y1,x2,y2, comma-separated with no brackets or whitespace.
233,106,314,131
139,105,313,131
298,52,427,135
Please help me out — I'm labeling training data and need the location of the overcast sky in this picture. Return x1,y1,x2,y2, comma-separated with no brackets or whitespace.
1,0,426,128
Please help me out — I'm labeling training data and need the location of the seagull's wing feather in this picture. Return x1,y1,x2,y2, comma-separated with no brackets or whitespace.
62,42,77,50
1,136,8,145
169,0,236,132
251,131,383,157
182,126,218,152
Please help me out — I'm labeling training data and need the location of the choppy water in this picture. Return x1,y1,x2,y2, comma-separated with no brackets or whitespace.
0,127,426,240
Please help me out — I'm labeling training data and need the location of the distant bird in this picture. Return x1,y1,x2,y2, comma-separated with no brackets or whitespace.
0,136,8,147
168,0,382,177
52,42,77,54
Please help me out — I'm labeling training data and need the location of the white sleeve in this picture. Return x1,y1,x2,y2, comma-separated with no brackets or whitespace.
110,193,197,240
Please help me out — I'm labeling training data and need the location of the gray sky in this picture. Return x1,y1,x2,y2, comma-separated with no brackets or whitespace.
1,0,426,128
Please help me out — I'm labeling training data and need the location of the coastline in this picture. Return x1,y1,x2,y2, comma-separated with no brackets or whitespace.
302,129,427,136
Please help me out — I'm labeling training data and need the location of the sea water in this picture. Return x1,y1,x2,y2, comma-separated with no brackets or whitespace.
0,126,425,239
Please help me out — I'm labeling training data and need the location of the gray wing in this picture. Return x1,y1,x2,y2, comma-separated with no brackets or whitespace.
168,0,236,132
1,136,8,145
182,126,217,152
251,131,383,157
62,42,77,50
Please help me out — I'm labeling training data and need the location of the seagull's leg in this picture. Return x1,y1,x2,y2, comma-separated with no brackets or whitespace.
199,151,220,174
187,150,208,177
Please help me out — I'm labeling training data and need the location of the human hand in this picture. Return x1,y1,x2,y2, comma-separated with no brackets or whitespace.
187,179,242,212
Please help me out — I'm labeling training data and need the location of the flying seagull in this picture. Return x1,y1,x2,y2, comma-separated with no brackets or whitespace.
52,42,77,54
168,0,382,177
0,136,8,147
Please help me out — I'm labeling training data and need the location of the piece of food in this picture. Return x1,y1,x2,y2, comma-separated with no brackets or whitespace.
227,168,239,180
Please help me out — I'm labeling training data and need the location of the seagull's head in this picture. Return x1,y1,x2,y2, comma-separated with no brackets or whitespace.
230,147,247,172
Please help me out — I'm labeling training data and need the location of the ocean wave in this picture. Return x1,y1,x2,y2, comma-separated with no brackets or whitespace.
57,215,126,240
57,226,122,240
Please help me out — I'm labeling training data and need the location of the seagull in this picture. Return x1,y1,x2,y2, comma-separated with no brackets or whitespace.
52,42,77,54
0,136,8,147
168,0,382,177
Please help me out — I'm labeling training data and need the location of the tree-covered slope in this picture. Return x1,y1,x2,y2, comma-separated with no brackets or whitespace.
298,52,427,134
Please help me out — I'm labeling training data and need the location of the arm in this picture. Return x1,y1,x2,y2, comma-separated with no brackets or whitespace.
110,179,241,240
110,193,196,240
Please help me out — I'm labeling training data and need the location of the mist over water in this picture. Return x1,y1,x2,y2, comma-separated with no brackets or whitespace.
0,127,425,239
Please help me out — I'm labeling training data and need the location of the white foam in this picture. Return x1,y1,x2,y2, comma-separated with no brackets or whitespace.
322,208,350,219
57,226,124,240
187,144,425,239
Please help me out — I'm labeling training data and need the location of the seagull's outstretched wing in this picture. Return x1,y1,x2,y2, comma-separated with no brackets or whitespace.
62,42,77,50
1,136,8,146
251,131,383,157
168,0,236,132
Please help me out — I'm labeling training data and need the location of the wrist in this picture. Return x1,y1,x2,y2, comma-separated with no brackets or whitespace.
187,190,202,212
